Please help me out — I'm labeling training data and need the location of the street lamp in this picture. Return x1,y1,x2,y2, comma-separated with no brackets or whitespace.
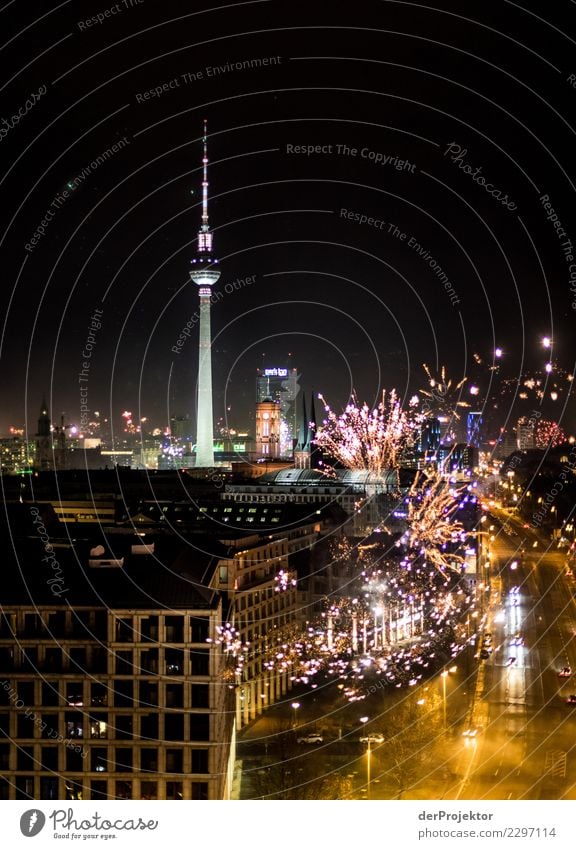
291,701,300,729
360,716,370,799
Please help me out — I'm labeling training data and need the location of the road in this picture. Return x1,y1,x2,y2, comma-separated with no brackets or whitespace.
235,507,576,799
447,508,576,800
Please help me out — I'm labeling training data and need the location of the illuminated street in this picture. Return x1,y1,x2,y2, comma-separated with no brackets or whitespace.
236,507,576,800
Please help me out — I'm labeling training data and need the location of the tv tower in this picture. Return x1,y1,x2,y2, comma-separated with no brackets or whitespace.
190,120,220,467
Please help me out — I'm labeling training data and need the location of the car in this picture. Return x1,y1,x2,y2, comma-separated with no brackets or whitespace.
359,733,385,745
506,657,516,666
566,695,576,706
512,634,524,646
462,727,479,738
297,733,323,744
509,586,520,594
558,667,572,678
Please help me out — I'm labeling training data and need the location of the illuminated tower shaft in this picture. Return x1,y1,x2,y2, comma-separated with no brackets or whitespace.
196,285,215,465
190,120,220,467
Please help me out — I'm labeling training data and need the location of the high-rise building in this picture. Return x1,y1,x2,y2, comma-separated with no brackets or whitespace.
466,411,483,448
256,367,299,456
517,418,535,450
190,122,220,468
419,417,441,454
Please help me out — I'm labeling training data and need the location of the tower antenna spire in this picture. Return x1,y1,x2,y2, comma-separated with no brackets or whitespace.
201,118,209,232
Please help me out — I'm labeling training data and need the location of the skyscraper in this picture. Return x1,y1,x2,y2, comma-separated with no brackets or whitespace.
190,121,220,468
255,366,299,456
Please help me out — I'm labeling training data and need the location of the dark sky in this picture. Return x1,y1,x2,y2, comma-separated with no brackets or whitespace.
1,0,575,439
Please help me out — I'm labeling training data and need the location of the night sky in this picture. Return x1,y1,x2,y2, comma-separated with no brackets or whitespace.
1,0,575,439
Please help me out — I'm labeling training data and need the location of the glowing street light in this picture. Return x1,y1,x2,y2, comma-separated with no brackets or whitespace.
291,701,301,729
359,717,371,799
542,336,551,348
440,666,457,729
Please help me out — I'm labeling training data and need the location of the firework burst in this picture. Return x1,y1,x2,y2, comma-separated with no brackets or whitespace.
419,364,469,420
402,467,466,574
314,389,421,474
535,419,567,448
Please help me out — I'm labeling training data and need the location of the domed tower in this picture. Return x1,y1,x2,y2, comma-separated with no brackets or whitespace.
189,120,220,468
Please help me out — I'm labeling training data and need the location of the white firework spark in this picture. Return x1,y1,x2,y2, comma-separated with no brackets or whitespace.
314,389,421,474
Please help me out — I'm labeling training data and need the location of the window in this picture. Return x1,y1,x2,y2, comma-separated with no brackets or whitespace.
17,713,33,739
191,749,209,773
166,781,183,800
17,745,34,771
39,714,56,739
192,684,210,708
65,780,83,800
114,681,133,707
42,681,59,706
141,780,157,799
140,649,158,675
165,684,183,708
115,781,131,799
140,748,158,772
165,648,184,675
69,648,86,671
40,777,59,799
90,683,108,707
93,611,107,640
115,651,133,675
190,713,209,742
66,682,83,707
89,714,107,739
23,613,41,636
0,714,10,736
140,714,159,741
18,681,34,705
16,776,34,799
65,712,83,738
91,748,108,773
66,748,84,772
165,748,183,772
91,647,108,673
138,681,158,707
191,781,209,800
164,714,184,741
165,616,183,642
114,748,132,772
190,618,209,643
141,616,159,643
190,649,209,676
43,648,61,671
0,613,15,637
22,647,37,670
115,618,133,643
115,715,132,740
41,747,58,771
0,743,9,770
90,780,107,800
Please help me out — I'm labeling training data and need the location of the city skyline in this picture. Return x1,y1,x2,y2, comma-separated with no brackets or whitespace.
1,0,576,816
